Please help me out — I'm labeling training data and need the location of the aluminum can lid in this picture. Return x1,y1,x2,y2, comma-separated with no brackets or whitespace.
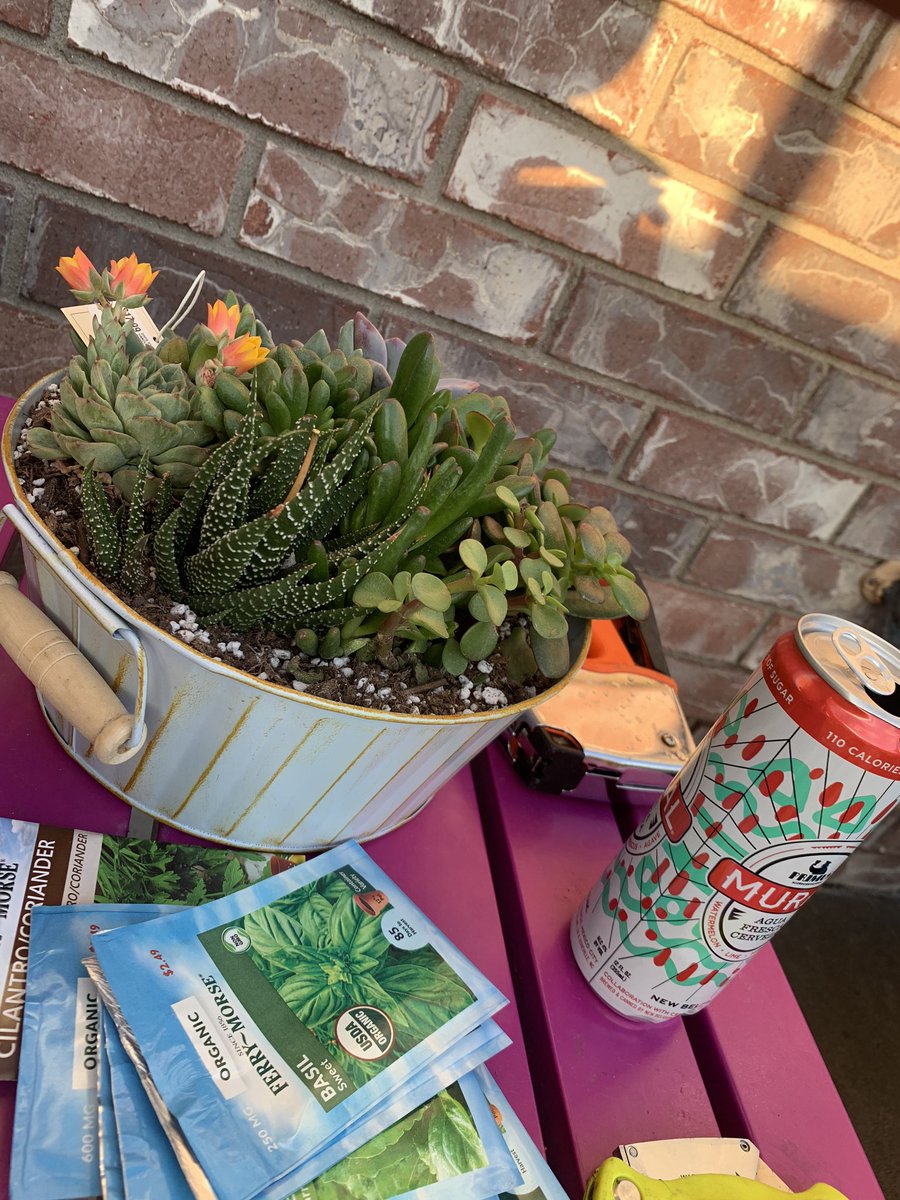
796,613,900,728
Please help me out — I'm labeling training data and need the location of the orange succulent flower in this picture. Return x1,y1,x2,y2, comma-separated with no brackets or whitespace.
206,300,240,341
55,247,97,292
108,253,158,298
222,335,269,374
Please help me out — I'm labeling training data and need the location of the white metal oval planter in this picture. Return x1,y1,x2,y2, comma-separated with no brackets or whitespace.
2,375,589,853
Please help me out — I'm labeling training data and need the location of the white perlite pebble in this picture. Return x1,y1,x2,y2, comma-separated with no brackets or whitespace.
476,660,493,674
365,683,376,695
332,656,349,667
257,672,269,680
482,686,507,707
457,675,471,687
292,680,308,691
341,667,354,677
377,687,392,699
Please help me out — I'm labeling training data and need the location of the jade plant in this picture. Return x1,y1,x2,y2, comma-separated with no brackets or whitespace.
35,249,649,682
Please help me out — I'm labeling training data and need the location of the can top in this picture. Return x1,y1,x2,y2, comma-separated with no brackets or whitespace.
796,614,900,728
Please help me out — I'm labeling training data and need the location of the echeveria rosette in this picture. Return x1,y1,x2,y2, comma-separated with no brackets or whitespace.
26,306,217,499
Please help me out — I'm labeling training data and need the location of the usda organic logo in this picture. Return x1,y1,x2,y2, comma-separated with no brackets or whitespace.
334,1006,395,1061
222,927,252,953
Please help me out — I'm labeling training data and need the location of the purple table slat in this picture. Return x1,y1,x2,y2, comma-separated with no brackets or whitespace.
367,770,543,1149
474,743,719,1198
695,950,885,1199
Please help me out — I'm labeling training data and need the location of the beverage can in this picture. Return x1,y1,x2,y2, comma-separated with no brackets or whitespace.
570,614,900,1022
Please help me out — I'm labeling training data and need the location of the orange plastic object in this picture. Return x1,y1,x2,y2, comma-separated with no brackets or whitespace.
585,620,679,691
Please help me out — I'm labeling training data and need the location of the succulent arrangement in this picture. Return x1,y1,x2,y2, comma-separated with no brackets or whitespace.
25,249,649,687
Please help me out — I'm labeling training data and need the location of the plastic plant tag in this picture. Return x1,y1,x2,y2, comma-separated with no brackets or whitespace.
476,1069,570,1200
89,842,508,1200
9,904,178,1200
104,1009,193,1200
98,1011,125,1200
297,1072,521,1200
61,302,161,347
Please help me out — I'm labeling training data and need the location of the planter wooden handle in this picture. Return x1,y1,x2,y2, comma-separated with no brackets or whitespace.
0,572,145,764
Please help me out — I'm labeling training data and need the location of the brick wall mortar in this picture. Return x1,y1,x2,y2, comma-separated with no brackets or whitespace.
651,1,896,116
46,0,900,288
27,8,898,295
218,133,270,242
825,8,892,98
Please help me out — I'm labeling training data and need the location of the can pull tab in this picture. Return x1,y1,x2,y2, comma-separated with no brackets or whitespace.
833,627,896,696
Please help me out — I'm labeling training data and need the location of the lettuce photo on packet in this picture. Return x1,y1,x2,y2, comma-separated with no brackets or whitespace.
90,843,508,1200
297,1072,520,1200
9,904,179,1200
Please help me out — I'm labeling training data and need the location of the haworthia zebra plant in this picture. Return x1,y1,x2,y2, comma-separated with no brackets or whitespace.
80,320,649,679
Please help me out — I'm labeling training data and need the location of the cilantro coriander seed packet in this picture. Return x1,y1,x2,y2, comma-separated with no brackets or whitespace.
90,843,508,1200
9,904,178,1200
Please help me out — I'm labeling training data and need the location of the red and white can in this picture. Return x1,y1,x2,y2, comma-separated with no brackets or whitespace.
571,614,900,1023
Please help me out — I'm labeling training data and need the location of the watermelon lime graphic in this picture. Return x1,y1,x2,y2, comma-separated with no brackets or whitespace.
572,618,900,1022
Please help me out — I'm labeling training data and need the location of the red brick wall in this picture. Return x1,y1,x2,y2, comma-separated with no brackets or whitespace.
1,0,898,721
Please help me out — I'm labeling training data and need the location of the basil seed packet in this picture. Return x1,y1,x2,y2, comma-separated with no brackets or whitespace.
297,1072,521,1200
90,842,508,1200
9,904,178,1200
98,1012,125,1200
104,1009,193,1200
476,1069,569,1200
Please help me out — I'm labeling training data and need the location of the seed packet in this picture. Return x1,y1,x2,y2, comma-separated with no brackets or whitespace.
98,1011,126,1200
296,1016,510,1189
297,1072,521,1200
476,1069,570,1200
0,816,289,1078
104,1008,194,1200
90,842,508,1200
9,904,178,1200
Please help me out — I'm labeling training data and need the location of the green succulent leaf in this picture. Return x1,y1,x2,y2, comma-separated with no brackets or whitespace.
503,526,531,549
470,585,507,627
610,574,651,620
441,639,468,677
459,538,487,579
409,606,449,639
495,485,519,511
529,600,568,640
579,523,608,567
352,572,395,608
459,621,498,661
410,572,452,612
530,629,570,679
